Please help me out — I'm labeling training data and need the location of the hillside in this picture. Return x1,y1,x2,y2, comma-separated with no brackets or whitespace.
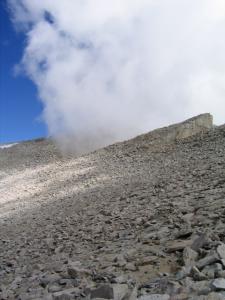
1,114,225,300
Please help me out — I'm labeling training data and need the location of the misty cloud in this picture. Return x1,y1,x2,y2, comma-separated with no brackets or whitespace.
8,0,225,153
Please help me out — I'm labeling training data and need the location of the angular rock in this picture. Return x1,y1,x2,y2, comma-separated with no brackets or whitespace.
217,271,225,278
175,225,193,239
176,266,192,280
217,244,225,260
48,285,63,293
113,275,128,284
212,278,225,291
202,263,223,279
183,277,212,295
191,234,209,252
191,266,207,281
67,261,91,279
129,287,137,300
86,285,114,299
166,240,192,253
183,247,198,266
197,254,219,270
39,274,61,287
113,284,129,300
113,255,127,267
137,256,158,266
125,263,137,271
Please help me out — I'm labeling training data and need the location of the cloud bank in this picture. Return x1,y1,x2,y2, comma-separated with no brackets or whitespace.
8,0,225,153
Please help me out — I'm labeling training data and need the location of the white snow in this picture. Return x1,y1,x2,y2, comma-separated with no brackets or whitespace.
0,143,18,149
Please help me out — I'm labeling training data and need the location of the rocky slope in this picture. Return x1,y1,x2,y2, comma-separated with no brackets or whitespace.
0,114,225,300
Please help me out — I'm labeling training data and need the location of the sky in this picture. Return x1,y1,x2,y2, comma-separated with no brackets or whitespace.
0,1,47,144
1,1,225,151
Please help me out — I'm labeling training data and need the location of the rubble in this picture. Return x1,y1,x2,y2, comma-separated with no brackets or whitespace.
0,115,225,299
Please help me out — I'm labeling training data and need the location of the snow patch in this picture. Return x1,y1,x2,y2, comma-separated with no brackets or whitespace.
0,143,19,149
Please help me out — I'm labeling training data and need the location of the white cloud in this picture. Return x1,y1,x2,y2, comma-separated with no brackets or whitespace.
8,0,225,153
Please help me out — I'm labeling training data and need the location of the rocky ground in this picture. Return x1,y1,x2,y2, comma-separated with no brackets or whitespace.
0,115,225,300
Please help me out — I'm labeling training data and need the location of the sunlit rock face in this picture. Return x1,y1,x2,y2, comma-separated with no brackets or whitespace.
154,113,214,142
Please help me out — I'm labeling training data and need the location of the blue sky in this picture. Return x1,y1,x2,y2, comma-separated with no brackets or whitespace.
0,1,47,144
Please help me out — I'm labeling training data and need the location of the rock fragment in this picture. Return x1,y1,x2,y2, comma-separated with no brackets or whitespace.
113,284,130,300
86,285,114,299
166,240,192,253
191,234,209,252
67,261,91,279
202,263,222,279
183,247,198,266
212,278,225,291
217,244,225,260
197,254,219,270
